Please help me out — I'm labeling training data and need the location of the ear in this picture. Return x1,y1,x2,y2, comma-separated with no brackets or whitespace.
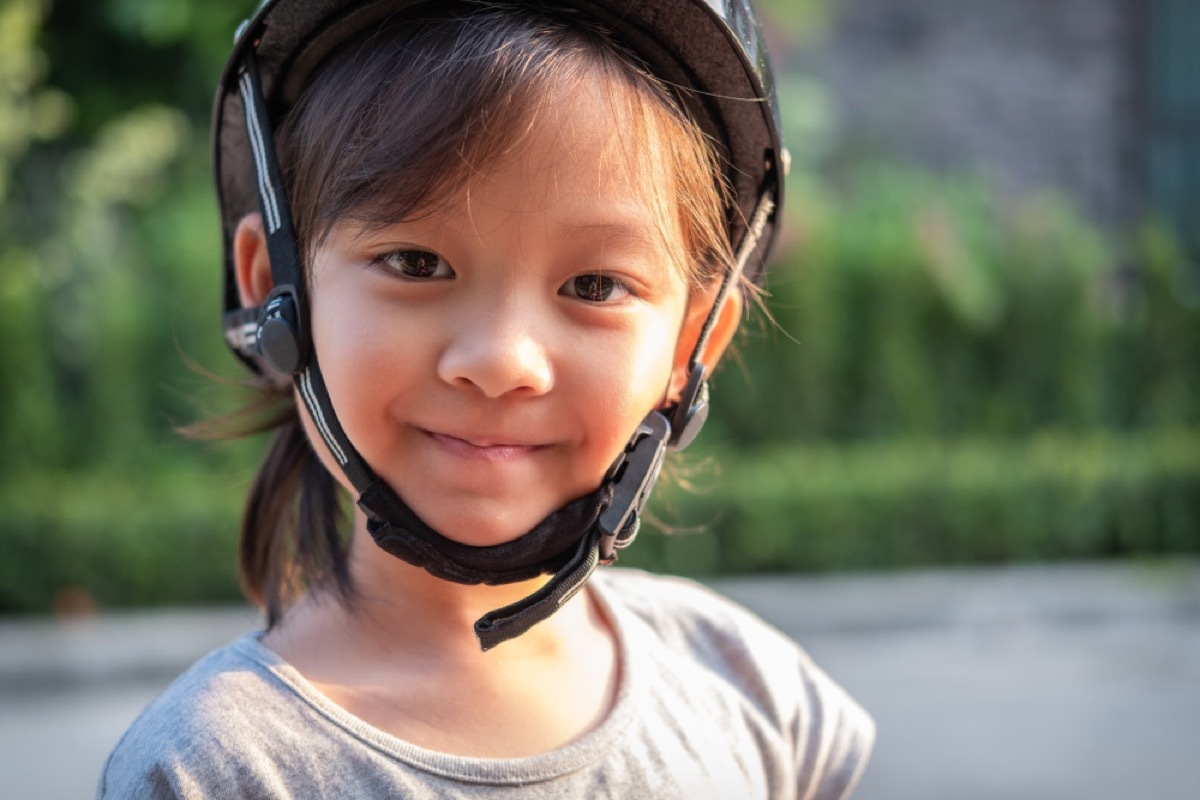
233,213,274,307
668,286,744,400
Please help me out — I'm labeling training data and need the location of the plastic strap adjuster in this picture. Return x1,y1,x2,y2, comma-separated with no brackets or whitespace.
597,411,670,562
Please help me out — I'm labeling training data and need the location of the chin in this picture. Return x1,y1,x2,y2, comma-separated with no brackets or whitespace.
422,504,558,547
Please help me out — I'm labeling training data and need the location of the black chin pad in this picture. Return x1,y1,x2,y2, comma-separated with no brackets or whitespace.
359,481,612,586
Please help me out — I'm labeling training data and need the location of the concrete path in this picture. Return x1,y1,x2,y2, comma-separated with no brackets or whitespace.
2,560,1197,799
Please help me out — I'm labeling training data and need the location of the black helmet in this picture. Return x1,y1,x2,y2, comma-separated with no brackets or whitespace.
212,0,785,649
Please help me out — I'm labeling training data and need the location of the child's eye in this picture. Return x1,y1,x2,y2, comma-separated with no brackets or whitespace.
563,273,631,303
376,250,452,279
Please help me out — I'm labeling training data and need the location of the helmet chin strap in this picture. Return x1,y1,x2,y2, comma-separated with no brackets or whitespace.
225,47,775,650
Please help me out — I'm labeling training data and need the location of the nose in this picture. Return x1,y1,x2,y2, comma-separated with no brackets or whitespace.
436,302,554,398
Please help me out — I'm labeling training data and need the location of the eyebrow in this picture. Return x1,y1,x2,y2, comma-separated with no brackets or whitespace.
562,220,668,253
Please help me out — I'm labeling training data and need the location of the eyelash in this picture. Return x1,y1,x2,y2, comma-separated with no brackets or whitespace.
372,250,452,280
564,273,633,304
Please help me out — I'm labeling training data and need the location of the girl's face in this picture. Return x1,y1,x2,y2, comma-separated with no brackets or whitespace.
301,78,714,546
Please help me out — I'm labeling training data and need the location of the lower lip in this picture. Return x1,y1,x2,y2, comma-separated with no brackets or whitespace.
425,431,543,463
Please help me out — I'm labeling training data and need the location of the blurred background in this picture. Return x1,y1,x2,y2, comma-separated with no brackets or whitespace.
0,0,1197,797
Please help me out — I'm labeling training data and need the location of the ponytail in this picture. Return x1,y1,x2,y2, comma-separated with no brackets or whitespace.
183,390,352,628
240,406,352,627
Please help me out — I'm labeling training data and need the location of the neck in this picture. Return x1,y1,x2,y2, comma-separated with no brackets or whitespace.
260,517,622,758
279,514,595,661
371,548,557,649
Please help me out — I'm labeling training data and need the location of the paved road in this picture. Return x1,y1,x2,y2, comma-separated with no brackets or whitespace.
2,560,1197,799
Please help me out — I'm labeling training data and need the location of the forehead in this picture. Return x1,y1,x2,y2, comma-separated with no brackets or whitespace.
441,74,686,257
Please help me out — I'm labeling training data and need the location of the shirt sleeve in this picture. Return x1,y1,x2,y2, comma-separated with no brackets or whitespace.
791,654,875,800
597,570,876,800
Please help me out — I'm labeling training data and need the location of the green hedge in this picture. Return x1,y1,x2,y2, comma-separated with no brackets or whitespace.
0,464,245,613
3,429,1197,613
621,427,1200,576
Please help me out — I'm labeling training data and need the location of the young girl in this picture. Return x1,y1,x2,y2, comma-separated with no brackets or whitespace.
99,1,873,796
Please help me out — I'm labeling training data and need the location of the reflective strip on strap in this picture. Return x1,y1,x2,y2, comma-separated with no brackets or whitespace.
238,71,282,234
299,367,349,467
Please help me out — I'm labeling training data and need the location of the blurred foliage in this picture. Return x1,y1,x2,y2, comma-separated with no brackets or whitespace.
633,428,1200,577
0,464,244,611
0,0,245,479
0,0,1197,612
711,168,1200,444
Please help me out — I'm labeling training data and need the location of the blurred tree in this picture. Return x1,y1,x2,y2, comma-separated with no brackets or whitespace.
1,0,246,478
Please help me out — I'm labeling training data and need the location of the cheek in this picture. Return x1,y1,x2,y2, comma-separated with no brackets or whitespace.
310,280,385,363
306,281,412,443
582,314,685,439
617,338,677,405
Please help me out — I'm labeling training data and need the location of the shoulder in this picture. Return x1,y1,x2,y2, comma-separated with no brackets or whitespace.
593,568,875,800
96,633,301,799
593,568,815,681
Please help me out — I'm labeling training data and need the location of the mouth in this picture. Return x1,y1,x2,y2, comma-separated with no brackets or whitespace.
420,428,547,463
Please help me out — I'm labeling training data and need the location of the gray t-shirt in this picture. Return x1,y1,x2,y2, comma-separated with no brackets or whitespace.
98,569,873,799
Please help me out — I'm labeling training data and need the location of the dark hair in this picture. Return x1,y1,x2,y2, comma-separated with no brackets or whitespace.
236,4,735,625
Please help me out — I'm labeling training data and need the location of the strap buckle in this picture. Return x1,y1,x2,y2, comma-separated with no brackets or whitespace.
598,411,670,562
